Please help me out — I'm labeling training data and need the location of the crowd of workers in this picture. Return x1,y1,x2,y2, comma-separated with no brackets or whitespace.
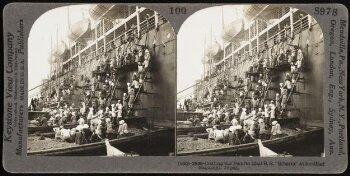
29,31,153,144
180,29,305,145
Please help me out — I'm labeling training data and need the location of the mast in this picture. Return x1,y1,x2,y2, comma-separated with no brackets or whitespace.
221,6,225,31
222,7,226,72
67,6,72,59
209,26,212,89
203,35,206,79
56,24,59,75
50,34,52,92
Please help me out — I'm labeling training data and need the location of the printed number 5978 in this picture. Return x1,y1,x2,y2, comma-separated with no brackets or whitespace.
314,7,338,16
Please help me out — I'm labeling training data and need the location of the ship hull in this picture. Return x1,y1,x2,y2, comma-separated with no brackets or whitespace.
28,128,173,156
177,127,323,156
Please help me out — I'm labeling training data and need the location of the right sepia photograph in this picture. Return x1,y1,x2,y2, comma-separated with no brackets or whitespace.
176,5,325,156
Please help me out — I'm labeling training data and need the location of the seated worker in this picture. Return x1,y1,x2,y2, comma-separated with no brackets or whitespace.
76,117,89,131
201,115,209,126
48,116,56,126
193,116,201,126
211,116,221,126
249,119,259,140
213,126,225,143
118,120,129,135
270,120,282,139
58,115,67,126
77,127,93,145
96,117,107,139
39,115,48,127
186,116,194,124
30,117,41,126
228,126,238,145
242,131,255,144
206,128,215,140
258,118,269,140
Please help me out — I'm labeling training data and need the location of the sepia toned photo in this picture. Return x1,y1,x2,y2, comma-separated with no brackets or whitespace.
27,4,176,156
2,2,348,173
177,5,325,156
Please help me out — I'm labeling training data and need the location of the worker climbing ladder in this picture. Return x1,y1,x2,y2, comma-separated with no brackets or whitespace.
280,61,304,115
126,15,159,116
259,77,273,107
280,18,311,116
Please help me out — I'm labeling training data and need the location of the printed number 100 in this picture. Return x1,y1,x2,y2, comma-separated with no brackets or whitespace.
170,7,186,15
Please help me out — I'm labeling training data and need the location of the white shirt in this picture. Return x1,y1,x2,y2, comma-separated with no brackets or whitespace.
285,80,292,89
132,80,140,89
214,129,224,139
240,111,246,120
231,119,238,126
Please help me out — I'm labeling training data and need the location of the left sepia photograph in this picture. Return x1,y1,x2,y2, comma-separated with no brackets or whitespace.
27,4,176,156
